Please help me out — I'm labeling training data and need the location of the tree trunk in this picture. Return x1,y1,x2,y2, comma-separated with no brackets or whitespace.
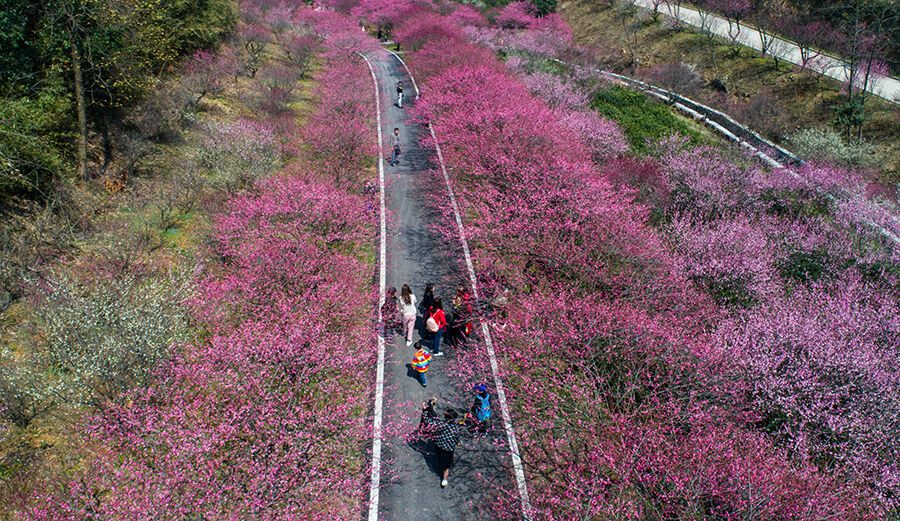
68,18,88,181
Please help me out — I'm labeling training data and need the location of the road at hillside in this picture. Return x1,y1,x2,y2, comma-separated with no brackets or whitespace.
629,0,900,103
369,48,517,521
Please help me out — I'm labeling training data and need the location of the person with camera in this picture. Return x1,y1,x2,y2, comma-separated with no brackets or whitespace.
421,402,468,488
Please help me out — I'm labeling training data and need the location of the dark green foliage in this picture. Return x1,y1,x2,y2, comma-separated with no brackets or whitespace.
691,274,756,308
165,0,237,56
831,98,868,140
0,0,235,201
591,86,702,154
777,249,831,283
0,82,72,197
0,1,42,80
758,187,832,219
530,0,558,16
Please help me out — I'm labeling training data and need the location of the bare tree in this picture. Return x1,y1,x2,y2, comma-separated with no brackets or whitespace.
831,0,897,142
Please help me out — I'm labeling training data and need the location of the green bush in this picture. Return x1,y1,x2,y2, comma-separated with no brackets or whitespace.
0,84,73,197
591,86,702,154
690,273,756,308
787,127,883,169
777,249,832,284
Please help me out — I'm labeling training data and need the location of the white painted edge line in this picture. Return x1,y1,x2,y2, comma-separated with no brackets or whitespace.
386,47,534,521
358,51,387,521
386,48,420,100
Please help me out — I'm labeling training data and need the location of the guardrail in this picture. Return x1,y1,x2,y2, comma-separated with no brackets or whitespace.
548,59,900,245
550,58,803,169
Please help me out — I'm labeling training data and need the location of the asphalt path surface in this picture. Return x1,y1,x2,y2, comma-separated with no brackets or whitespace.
370,49,516,521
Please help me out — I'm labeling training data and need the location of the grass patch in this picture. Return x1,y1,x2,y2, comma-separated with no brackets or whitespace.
591,86,702,153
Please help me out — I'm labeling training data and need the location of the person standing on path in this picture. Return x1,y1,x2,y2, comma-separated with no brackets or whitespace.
397,81,404,108
450,285,473,347
421,283,435,315
390,127,401,166
411,341,432,387
428,296,447,356
469,384,492,437
381,286,399,343
423,407,467,488
399,284,418,347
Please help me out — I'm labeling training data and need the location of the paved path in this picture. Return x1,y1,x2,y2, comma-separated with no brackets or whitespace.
630,0,900,103
368,48,517,521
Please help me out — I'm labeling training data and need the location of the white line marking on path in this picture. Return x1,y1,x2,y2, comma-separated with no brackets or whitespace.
358,51,387,521
387,48,534,521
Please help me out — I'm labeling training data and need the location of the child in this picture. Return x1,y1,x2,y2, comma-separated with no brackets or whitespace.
411,341,431,387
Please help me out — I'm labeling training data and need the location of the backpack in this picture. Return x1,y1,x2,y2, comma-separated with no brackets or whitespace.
475,394,491,421
426,315,439,333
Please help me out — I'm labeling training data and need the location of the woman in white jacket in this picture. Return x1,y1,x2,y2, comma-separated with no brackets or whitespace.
399,284,417,347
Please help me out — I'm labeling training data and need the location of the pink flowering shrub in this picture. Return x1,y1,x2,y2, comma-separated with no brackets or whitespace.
178,50,236,108
530,13,573,42
650,135,900,509
299,55,376,186
448,4,486,27
255,62,303,115
393,10,459,51
350,0,418,31
24,5,379,519
557,109,629,160
494,1,536,29
713,273,900,504
391,4,888,517
520,72,589,109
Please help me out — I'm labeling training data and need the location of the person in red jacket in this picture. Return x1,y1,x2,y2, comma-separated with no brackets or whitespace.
428,296,447,356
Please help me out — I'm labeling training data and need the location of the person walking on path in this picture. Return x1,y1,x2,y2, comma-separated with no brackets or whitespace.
389,127,402,166
381,286,399,343
397,81,404,108
469,384,492,437
423,407,468,488
411,341,432,388
427,296,447,356
399,284,418,347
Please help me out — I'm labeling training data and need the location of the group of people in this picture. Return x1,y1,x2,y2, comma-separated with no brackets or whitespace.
417,384,492,488
382,283,473,367
381,283,486,488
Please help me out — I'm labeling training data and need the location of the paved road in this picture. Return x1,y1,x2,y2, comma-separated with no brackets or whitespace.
630,0,900,103
370,49,515,521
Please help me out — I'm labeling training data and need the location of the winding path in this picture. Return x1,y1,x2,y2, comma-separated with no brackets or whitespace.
630,0,900,103
363,48,531,520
